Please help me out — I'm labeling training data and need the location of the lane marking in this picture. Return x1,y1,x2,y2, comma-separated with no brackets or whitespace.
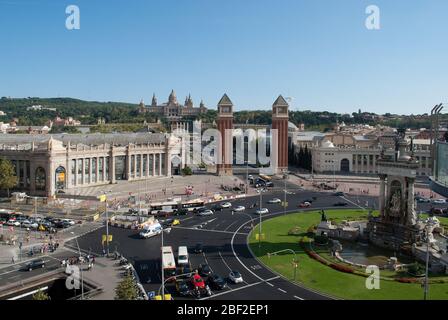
266,282,274,287
173,226,248,236
200,276,281,300
294,295,304,300
223,220,239,232
278,288,287,294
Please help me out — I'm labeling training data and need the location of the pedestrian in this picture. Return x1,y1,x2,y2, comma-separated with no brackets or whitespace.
92,256,95,265
11,256,15,264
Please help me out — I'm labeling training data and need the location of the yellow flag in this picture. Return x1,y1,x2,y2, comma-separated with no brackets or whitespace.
98,194,107,202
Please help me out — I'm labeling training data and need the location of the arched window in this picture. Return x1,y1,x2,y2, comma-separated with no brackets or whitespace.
55,166,66,190
35,167,46,191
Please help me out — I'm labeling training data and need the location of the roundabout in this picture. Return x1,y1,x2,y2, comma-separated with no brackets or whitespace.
248,209,448,300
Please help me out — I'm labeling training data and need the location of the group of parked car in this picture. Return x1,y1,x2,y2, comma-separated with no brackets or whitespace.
0,212,77,232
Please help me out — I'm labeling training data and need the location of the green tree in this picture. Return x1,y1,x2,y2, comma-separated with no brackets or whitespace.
0,158,17,198
32,289,50,300
181,166,193,176
115,275,139,300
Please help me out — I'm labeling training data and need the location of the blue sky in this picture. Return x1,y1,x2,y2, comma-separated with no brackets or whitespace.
0,0,447,114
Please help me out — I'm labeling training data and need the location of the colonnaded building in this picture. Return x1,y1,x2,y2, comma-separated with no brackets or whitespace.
0,133,186,197
290,126,432,177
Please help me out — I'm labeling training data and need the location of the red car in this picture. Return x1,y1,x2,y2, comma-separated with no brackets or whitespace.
299,202,311,208
190,274,206,290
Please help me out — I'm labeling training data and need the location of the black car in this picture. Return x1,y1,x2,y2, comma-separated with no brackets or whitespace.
176,280,192,296
208,274,227,290
181,265,192,277
198,264,212,277
333,202,348,207
211,204,223,212
176,209,189,216
334,191,345,196
194,243,203,254
26,259,45,271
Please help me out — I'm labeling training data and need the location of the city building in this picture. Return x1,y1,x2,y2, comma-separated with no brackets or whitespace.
0,133,186,197
47,116,81,127
291,129,432,176
139,90,208,120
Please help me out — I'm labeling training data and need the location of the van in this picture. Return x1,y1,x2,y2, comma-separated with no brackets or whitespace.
178,246,189,266
139,222,162,239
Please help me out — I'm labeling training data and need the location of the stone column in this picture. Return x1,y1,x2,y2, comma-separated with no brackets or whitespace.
166,153,171,176
95,157,99,184
152,154,156,176
159,153,163,176
379,174,386,216
110,155,115,184
134,155,138,178
372,155,376,173
146,154,150,177
81,158,85,185
140,154,143,179
407,177,416,225
126,153,131,180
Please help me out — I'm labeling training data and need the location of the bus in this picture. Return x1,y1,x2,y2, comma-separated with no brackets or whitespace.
150,200,179,216
180,199,206,212
162,246,177,280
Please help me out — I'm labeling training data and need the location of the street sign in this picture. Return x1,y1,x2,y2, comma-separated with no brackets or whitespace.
281,202,288,207
148,291,155,299
255,233,265,240
102,234,113,244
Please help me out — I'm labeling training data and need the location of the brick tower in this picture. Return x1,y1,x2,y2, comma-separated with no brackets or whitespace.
217,94,234,176
272,95,289,174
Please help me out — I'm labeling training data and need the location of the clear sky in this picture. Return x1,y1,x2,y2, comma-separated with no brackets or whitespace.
0,0,447,114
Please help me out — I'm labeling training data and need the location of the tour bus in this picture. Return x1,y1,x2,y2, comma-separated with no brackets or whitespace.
180,199,206,213
150,200,179,216
177,246,189,266
162,246,177,280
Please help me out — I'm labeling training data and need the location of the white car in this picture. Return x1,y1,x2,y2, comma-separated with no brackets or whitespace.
433,199,446,204
229,271,243,284
233,206,246,212
267,198,281,204
62,219,75,226
6,220,20,227
256,208,269,215
220,202,232,208
199,209,214,216
22,220,39,229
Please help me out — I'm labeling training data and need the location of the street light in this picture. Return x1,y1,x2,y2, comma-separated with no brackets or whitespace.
267,249,298,281
70,231,84,300
283,170,289,215
160,225,172,300
257,187,267,249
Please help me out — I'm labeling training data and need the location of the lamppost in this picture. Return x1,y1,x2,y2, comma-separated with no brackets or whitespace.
267,249,298,281
257,187,267,249
283,170,288,215
160,226,172,300
100,190,111,257
423,221,432,300
70,231,84,300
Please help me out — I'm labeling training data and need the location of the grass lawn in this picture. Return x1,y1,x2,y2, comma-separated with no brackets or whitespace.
248,209,448,300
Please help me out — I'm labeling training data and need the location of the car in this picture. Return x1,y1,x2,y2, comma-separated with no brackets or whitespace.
190,274,206,290
220,202,232,209
175,209,189,216
193,206,207,213
26,259,45,271
194,243,203,254
62,219,75,226
265,182,274,187
255,208,269,215
22,220,39,229
181,265,192,277
198,209,214,216
333,202,348,207
198,264,212,277
417,197,431,203
267,198,281,204
176,280,192,296
303,199,314,203
228,271,243,284
6,219,20,227
334,191,345,196
430,208,444,215
208,274,227,290
211,204,223,212
299,202,311,208
433,199,446,204
233,205,246,212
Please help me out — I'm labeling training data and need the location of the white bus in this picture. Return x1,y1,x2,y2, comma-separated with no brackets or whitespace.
162,246,176,279
177,246,189,266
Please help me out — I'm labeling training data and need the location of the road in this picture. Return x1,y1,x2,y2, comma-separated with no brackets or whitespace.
0,180,439,300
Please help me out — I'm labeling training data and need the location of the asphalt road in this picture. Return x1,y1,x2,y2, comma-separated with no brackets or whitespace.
1,180,440,300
